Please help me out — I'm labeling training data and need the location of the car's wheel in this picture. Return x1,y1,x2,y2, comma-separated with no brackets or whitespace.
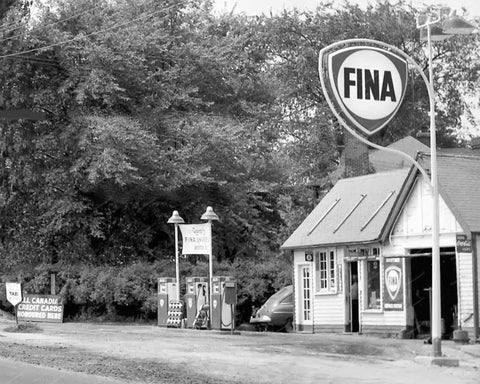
284,318,293,333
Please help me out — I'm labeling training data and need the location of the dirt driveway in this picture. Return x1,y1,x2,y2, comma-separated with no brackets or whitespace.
0,319,479,384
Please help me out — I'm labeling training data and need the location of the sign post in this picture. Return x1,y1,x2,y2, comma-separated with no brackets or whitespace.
5,282,22,324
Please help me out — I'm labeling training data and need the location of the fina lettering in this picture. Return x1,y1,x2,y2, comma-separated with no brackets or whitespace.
343,68,396,102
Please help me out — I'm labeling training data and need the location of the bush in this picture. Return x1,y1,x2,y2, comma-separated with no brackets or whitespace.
0,255,292,323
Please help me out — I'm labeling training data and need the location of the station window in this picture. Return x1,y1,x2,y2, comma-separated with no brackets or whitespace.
366,259,381,310
315,249,337,294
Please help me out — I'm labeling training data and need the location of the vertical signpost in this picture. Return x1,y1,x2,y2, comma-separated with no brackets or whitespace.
5,282,22,324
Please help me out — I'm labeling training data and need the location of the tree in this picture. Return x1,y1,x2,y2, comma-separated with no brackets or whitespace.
0,0,478,321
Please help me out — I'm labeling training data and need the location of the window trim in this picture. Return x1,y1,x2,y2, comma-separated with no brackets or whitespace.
315,248,337,295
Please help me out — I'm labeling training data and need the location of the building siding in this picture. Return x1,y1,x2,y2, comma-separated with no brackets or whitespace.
313,293,345,327
391,176,460,241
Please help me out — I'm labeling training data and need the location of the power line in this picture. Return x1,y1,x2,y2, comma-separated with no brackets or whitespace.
0,13,23,33
0,2,105,44
4,54,60,67
0,2,184,60
0,19,21,32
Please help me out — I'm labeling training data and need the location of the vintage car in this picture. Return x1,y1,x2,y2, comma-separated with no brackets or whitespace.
250,285,293,332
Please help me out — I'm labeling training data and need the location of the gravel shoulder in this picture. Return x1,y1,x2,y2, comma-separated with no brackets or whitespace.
1,318,479,384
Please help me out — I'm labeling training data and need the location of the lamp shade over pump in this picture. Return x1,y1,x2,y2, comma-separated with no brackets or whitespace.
167,210,185,224
201,206,219,221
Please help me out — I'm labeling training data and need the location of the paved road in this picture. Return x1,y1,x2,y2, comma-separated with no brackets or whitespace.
0,358,128,384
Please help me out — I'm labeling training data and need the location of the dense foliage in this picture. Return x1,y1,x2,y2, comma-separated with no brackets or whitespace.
0,0,478,322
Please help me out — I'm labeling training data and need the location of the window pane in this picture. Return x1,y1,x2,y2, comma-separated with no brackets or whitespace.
329,251,335,290
367,260,381,309
316,250,336,293
320,252,327,289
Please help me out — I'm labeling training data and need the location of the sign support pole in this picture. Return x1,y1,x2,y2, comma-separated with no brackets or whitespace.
426,23,442,358
207,221,213,330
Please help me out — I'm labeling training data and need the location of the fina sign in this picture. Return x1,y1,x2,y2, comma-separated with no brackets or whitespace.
320,42,408,136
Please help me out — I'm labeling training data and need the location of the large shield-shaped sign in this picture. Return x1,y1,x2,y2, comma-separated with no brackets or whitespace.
320,42,408,136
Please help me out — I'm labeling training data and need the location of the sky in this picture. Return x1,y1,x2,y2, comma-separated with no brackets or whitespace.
213,0,480,18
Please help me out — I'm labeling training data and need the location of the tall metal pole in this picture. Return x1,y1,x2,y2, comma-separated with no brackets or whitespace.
207,220,213,330
201,206,219,330
168,210,184,301
174,223,180,300
427,22,442,357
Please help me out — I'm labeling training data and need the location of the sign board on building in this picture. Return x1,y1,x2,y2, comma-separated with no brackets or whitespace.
319,42,408,137
456,234,472,253
304,251,314,262
5,282,22,307
383,258,403,311
17,294,64,323
179,223,211,255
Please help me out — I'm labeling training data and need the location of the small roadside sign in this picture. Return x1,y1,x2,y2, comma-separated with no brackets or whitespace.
5,282,22,307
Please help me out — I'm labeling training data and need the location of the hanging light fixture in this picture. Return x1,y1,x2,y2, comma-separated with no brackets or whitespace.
167,210,185,224
201,206,219,222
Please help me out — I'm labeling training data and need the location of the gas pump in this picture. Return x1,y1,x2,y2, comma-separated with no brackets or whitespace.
157,277,178,327
224,280,237,334
184,276,208,328
211,276,235,330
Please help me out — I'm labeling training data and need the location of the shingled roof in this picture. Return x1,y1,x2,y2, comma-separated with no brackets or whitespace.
281,168,411,250
369,136,429,172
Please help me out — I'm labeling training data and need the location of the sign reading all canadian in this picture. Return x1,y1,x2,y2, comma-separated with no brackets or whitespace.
17,294,64,323
319,41,408,136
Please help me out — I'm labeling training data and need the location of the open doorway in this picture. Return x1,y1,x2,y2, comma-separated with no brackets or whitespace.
410,247,457,339
346,262,359,332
